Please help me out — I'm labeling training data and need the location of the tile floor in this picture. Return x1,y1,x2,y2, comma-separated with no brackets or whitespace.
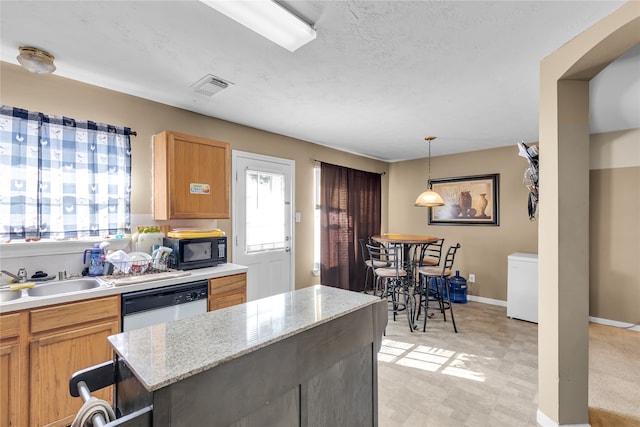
376,300,640,427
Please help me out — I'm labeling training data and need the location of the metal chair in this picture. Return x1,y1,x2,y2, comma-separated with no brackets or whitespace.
415,243,461,332
418,238,445,267
358,238,388,294
368,243,414,332
409,238,445,288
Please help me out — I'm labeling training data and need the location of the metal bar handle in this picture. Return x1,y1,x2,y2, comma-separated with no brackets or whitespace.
76,380,108,427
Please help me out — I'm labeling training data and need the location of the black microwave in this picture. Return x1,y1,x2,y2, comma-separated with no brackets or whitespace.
163,236,227,270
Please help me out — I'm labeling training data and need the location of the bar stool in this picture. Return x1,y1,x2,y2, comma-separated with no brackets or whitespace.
359,238,388,294
415,243,461,332
409,239,445,288
419,238,445,267
368,243,414,332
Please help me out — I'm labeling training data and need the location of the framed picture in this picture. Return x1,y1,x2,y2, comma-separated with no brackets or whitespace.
428,174,499,226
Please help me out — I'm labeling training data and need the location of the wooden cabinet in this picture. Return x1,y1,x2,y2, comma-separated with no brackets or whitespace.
209,273,247,311
153,130,231,220
1,312,27,427
28,296,120,427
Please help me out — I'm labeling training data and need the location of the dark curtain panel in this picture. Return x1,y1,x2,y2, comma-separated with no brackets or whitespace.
320,162,381,291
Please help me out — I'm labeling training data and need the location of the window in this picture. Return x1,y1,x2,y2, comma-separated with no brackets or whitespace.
0,106,132,240
245,169,286,252
313,165,321,275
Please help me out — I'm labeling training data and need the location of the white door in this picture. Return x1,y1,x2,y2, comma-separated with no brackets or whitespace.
232,151,294,301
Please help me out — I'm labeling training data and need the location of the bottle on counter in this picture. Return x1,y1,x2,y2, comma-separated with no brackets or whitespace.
132,226,165,254
83,243,104,276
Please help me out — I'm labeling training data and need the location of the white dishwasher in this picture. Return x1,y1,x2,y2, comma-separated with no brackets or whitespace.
507,253,538,323
122,280,208,332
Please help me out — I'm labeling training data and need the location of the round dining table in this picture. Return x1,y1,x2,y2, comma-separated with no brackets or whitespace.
370,234,440,332
371,233,439,246
371,233,440,280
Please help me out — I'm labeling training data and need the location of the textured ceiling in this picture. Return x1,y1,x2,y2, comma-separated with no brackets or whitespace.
1,1,637,161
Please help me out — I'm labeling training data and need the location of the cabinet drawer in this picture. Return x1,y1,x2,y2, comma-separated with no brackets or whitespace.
0,312,22,339
209,273,246,297
30,296,120,334
209,293,246,311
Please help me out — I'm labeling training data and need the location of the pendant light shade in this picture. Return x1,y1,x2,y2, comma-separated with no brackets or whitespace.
414,136,445,207
415,188,445,207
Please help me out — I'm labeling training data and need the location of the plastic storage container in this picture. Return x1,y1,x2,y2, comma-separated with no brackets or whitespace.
133,228,165,255
448,270,467,303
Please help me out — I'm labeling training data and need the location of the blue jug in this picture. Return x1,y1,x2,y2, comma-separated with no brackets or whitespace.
83,244,104,276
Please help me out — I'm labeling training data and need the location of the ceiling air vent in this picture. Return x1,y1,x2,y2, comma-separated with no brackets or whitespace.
191,74,234,97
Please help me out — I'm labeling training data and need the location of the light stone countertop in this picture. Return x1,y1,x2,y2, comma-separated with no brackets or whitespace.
108,285,381,392
0,263,248,313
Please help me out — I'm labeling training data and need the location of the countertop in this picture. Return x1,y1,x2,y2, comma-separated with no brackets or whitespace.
108,285,381,392
0,263,248,313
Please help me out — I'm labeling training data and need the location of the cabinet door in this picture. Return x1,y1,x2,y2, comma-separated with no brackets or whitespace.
29,319,119,427
154,130,231,219
0,341,20,427
209,273,247,311
1,312,25,427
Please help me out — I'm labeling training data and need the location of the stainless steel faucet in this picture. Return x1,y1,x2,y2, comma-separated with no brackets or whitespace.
1,268,27,283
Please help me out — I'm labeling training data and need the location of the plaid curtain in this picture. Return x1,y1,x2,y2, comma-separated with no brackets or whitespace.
0,106,132,240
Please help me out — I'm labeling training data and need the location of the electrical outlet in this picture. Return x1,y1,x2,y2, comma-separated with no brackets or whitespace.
468,273,476,283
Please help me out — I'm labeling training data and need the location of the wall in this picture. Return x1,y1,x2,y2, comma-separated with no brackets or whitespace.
0,62,389,289
387,145,539,302
2,61,637,321
589,128,640,324
387,128,640,325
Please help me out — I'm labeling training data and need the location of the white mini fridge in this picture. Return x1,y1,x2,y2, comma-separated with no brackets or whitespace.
507,252,538,323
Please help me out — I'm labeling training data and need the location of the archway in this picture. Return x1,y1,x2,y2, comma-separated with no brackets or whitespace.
538,2,640,426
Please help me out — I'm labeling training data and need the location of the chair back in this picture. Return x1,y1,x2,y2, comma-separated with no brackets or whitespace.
418,238,445,266
440,243,461,276
367,243,402,276
358,238,369,267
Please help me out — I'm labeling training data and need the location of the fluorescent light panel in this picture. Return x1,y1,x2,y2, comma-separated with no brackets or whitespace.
201,0,316,52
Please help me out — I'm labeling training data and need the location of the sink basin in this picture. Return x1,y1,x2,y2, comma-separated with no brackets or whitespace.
0,289,23,302
27,278,103,297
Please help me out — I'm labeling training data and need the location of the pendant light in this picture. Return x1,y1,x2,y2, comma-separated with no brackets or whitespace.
414,136,445,207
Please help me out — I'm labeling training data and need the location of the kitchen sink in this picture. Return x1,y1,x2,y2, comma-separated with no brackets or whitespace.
0,288,22,302
27,278,103,297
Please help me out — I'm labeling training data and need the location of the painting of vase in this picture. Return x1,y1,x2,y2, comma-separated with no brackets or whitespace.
428,174,499,225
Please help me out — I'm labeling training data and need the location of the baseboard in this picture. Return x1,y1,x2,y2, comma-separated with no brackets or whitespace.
466,295,507,307
466,297,638,332
536,409,590,427
589,316,640,332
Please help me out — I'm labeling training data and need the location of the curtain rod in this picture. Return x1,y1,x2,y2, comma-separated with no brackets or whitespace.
312,159,386,176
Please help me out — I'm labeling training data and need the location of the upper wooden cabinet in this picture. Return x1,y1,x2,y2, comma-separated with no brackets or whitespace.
153,130,231,220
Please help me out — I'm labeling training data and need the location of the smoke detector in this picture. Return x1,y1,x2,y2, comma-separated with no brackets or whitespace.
191,74,234,97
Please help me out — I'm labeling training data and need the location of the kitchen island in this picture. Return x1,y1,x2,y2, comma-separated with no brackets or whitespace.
108,285,387,426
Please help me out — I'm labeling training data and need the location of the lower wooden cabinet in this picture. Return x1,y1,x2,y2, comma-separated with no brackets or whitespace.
209,273,247,311
0,312,26,427
1,295,120,427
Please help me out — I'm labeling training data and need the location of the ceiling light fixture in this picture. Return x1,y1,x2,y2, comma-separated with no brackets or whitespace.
200,0,316,52
16,46,56,74
415,136,445,207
